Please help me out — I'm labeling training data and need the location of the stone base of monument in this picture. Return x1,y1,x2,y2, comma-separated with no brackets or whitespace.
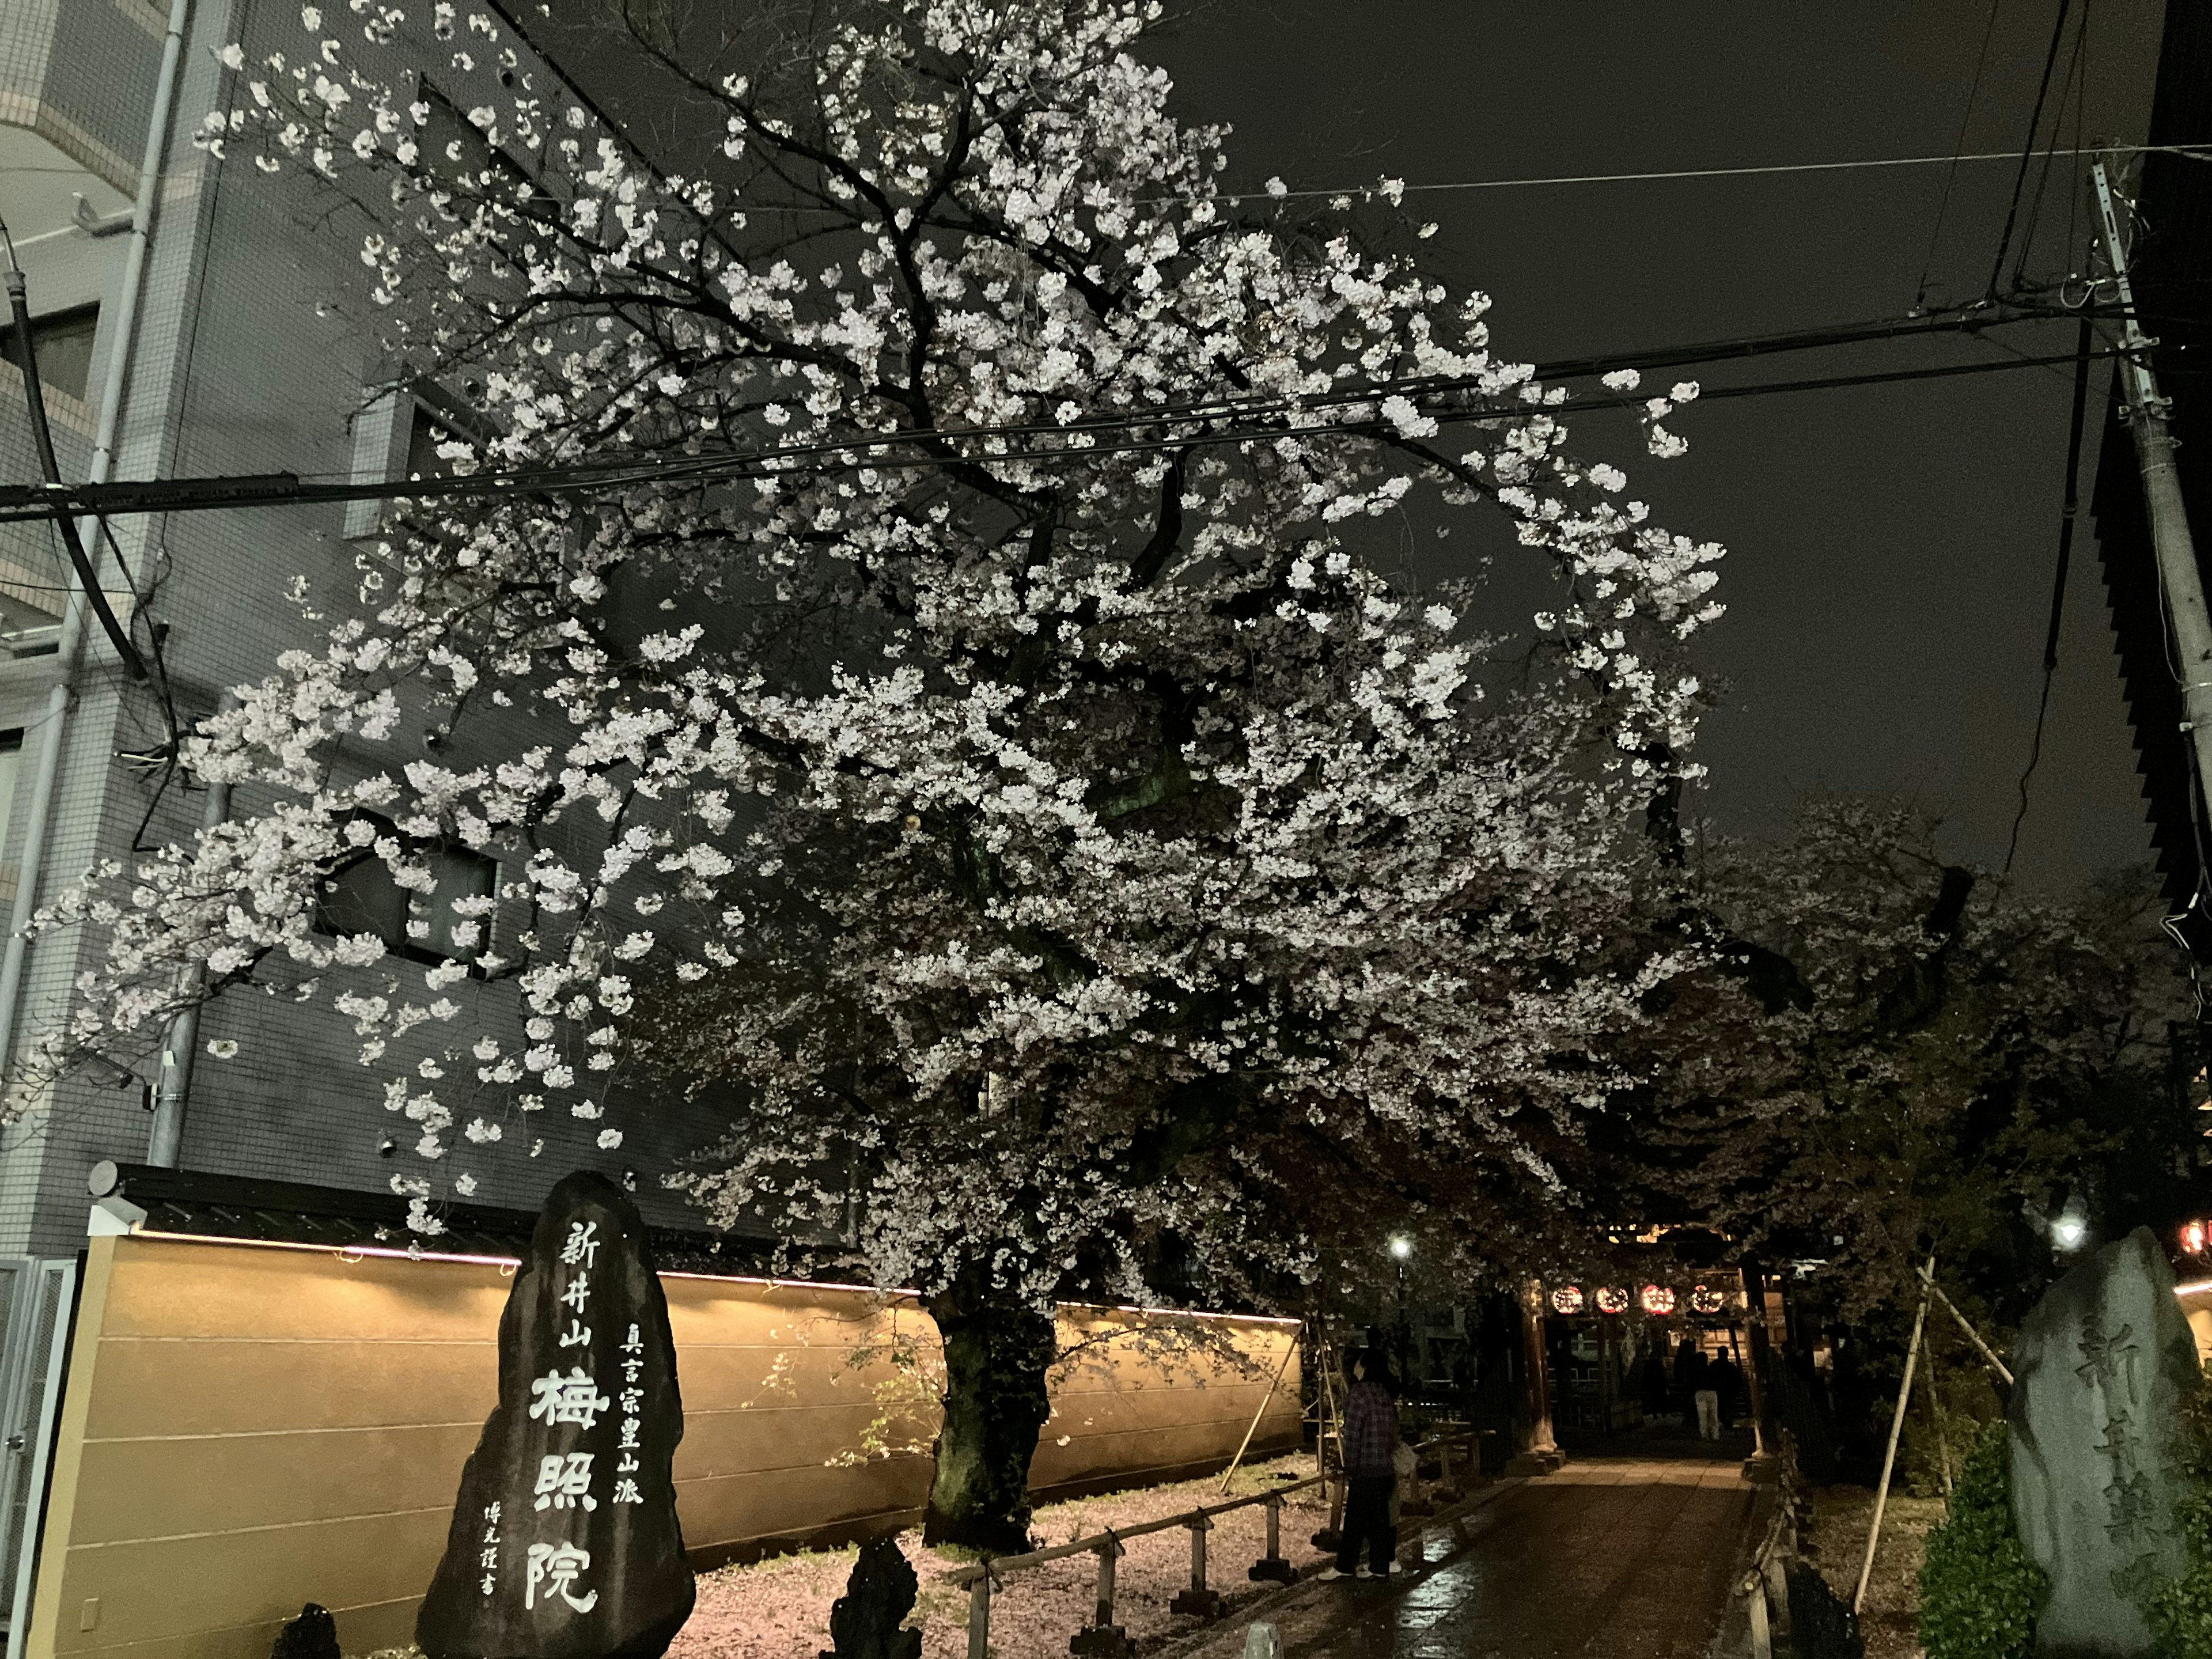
1247,1555,1296,1584
1169,1588,1230,1620
1069,1623,1132,1658
1503,1450,1565,1476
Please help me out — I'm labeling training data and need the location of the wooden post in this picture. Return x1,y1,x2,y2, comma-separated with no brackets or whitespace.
1747,1574,1773,1659
1510,1278,1559,1471
1265,1494,1281,1559
967,1570,991,1659
1739,1267,1771,1460
1171,1515,1227,1618
1854,1255,1934,1615
1095,1538,1118,1630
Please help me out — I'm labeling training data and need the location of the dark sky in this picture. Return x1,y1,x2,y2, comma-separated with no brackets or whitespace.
536,0,2173,891
1145,2,2169,891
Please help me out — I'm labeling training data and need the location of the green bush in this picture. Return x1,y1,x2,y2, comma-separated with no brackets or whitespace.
1919,1419,2044,1659
2150,1372,2212,1658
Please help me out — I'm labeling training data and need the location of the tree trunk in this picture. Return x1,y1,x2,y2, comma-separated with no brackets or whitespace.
922,1281,1056,1554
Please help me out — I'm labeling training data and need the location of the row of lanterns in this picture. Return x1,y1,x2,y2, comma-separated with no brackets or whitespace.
1550,1283,1730,1317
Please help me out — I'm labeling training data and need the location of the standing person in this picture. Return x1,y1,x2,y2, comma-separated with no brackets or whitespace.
1673,1337,1709,1434
1640,1342,1672,1421
1319,1350,1400,1581
1707,1351,1743,1433
1689,1340,1721,1442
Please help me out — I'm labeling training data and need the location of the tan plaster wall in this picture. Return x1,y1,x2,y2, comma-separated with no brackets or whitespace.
25,1234,1301,1659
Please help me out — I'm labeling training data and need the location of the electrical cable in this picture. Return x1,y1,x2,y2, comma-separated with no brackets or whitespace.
1916,0,2007,312
0,345,2127,526
1215,143,2212,205
2008,0,2093,298
1988,0,2080,300
2002,316,2096,880
0,215,151,680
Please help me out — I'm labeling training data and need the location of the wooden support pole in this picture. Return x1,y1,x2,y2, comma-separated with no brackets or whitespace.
1854,1255,1934,1615
1915,1263,2014,1386
1219,1333,1300,1493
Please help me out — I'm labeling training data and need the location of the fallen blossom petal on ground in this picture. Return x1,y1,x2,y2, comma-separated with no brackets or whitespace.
670,1454,1335,1659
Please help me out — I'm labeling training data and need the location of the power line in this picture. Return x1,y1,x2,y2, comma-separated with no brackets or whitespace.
0,345,2126,526
2003,316,2097,880
1987,0,2079,298
1228,144,2212,204
1917,0,2007,310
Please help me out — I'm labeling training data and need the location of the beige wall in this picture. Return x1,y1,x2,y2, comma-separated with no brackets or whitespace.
26,1234,1301,1659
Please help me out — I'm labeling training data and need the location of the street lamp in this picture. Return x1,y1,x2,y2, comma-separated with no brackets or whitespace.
1388,1237,1413,1387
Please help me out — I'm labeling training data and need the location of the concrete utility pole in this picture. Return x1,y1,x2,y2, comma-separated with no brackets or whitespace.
2093,158,2212,823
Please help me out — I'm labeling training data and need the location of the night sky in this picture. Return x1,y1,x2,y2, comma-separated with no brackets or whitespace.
539,0,2173,892
1143,1,2170,892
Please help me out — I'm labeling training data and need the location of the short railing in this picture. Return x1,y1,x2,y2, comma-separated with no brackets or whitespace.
950,1429,1489,1659
1737,1440,1806,1659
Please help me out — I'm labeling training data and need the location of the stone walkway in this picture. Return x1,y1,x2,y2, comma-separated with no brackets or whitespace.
1179,1442,1762,1659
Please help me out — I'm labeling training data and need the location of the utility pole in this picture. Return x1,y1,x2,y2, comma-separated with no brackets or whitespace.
2093,158,2212,823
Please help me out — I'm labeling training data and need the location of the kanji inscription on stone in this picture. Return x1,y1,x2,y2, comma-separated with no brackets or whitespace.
2008,1226,2198,1656
417,1171,694,1659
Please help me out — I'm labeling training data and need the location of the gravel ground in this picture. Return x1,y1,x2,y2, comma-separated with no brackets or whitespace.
669,1454,1336,1659
1799,1485,1947,1659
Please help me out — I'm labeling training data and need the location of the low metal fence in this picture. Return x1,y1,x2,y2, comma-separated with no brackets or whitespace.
950,1429,1487,1659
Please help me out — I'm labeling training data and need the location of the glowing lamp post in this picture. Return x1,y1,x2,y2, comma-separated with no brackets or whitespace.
1388,1237,1413,1385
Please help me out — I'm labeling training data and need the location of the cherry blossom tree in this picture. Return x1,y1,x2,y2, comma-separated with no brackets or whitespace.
26,0,1728,1544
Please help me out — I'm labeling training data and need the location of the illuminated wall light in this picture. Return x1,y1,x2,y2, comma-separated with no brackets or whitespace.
2185,1221,2209,1256
1641,1285,1676,1316
1551,1285,1585,1315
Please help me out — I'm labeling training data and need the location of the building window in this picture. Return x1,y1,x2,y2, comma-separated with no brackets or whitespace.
0,729,24,907
0,305,100,403
344,387,484,538
315,815,498,964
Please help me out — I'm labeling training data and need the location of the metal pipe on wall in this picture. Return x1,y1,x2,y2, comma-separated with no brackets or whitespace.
0,0,193,1084
146,694,238,1168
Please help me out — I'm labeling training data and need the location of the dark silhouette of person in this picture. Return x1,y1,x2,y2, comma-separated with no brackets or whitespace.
1674,1338,1710,1433
1638,1344,1669,1417
1707,1352,1744,1431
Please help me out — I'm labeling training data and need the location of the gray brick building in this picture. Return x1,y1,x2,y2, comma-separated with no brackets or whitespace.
0,0,732,1259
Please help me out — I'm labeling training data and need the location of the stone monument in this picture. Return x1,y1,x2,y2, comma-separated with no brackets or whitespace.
2008,1225,2198,1655
418,1171,695,1659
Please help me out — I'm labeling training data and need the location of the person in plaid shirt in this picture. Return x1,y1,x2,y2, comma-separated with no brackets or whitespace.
1319,1350,1400,1580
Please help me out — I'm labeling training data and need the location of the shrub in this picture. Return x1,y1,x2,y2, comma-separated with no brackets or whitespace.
2150,1372,2212,1658
1918,1419,2044,1659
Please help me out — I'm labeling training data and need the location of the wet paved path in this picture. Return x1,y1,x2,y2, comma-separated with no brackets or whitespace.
1187,1441,1760,1659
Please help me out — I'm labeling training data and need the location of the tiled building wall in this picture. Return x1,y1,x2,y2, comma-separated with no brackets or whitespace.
0,0,738,1253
